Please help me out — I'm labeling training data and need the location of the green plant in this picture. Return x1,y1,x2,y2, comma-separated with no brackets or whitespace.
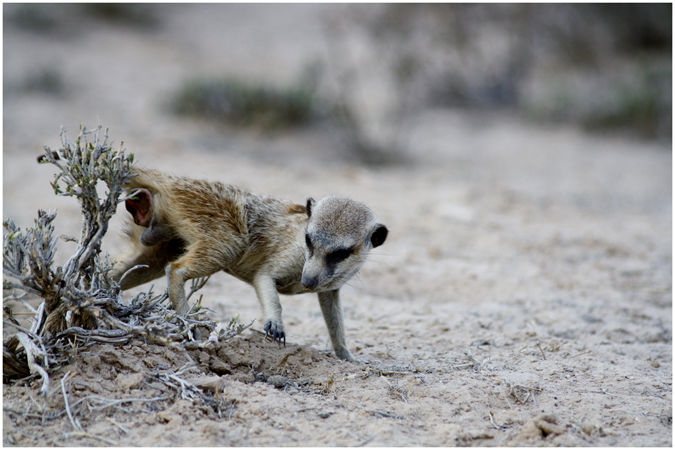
171,77,320,130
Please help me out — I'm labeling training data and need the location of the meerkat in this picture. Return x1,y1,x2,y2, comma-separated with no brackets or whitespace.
111,168,388,361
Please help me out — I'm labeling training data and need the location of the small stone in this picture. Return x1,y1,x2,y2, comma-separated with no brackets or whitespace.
189,375,225,393
115,372,145,391
81,353,101,367
230,371,253,384
267,375,289,389
209,357,232,375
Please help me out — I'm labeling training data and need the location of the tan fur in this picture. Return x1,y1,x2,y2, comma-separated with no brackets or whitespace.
112,168,387,361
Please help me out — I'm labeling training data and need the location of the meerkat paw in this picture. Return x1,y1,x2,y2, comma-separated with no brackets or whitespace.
263,320,286,346
335,348,355,362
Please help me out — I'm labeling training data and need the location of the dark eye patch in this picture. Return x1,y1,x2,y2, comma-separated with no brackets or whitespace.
325,247,354,266
305,233,313,255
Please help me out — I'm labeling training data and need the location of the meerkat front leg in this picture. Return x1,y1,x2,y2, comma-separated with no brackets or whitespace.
252,274,285,344
112,238,185,290
318,289,354,361
112,247,167,290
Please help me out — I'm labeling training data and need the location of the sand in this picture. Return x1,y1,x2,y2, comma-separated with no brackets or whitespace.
3,5,671,446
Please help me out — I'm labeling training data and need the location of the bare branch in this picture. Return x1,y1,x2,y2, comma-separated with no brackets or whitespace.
16,333,50,396
4,125,249,418
61,371,82,432
118,264,149,287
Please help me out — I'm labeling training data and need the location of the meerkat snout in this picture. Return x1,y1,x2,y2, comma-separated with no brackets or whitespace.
302,196,388,291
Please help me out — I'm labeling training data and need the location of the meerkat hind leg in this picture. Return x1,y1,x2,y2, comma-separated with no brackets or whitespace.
165,264,189,315
318,290,354,361
165,244,222,315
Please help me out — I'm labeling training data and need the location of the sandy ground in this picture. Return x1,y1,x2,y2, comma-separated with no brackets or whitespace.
3,5,672,446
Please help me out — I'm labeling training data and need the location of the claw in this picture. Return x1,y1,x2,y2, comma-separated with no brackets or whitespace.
275,331,286,347
264,323,274,342
263,321,286,346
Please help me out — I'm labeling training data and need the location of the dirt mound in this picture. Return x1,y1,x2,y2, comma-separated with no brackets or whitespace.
3,332,375,446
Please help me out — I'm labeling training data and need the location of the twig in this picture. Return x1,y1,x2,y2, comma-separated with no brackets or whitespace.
227,401,237,420
63,431,119,446
186,276,210,303
453,353,485,370
16,332,50,396
106,417,129,434
356,436,376,447
371,410,404,420
4,320,38,337
27,391,46,419
536,342,547,360
452,362,477,370
380,375,408,403
488,411,503,430
17,296,37,313
56,327,131,344
3,407,45,420
61,371,81,432
368,367,409,376
570,349,592,358
505,383,543,404
3,281,42,297
174,362,198,377
118,264,149,287
465,353,483,366
47,394,169,419
85,395,169,411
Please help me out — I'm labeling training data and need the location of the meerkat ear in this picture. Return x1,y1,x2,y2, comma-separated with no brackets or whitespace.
125,188,153,227
370,224,388,248
306,197,316,218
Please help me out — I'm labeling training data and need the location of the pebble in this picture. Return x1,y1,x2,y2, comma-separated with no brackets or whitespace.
267,375,290,389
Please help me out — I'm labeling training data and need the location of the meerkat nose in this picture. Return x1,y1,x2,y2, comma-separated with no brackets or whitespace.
301,275,318,290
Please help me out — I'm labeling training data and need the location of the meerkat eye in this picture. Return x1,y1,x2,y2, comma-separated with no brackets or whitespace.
305,233,313,254
326,247,354,265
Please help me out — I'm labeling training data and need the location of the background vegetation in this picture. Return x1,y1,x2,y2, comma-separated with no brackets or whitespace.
5,3,671,162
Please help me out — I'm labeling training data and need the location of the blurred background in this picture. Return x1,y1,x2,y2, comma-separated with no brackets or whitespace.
2,3,672,265
3,3,671,168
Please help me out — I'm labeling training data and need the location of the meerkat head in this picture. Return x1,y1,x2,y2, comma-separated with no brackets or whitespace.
301,196,388,291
